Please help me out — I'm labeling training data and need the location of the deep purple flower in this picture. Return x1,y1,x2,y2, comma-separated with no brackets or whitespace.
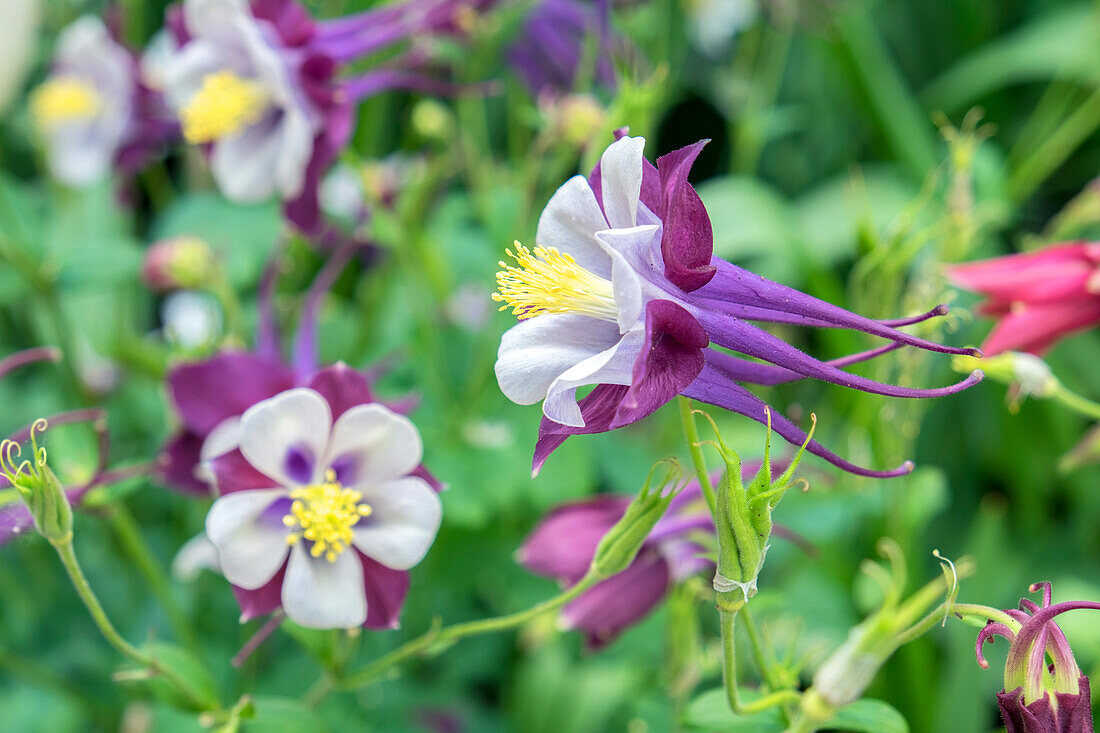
163,0,486,235
975,583,1097,733
508,0,616,95
29,15,176,187
518,477,712,647
493,133,983,478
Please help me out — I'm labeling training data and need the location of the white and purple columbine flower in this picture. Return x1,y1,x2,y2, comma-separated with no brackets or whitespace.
518,477,713,647
976,582,1097,733
493,132,984,477
163,0,485,235
204,388,442,629
29,15,175,187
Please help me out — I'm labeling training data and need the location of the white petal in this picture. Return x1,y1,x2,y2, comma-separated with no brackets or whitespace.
200,416,242,462
352,477,442,570
205,488,290,589
281,543,367,629
495,314,622,406
183,0,252,45
599,136,646,229
210,117,286,202
171,532,221,582
536,175,613,277
543,328,645,427
239,388,332,487
326,404,423,487
594,227,657,330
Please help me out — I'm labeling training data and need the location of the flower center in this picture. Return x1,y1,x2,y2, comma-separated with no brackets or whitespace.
493,241,617,321
179,70,269,144
282,471,372,563
30,76,102,129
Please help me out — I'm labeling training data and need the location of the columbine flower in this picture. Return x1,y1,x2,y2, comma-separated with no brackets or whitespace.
205,388,442,629
30,15,174,187
518,476,712,647
975,583,1097,733
683,0,757,58
508,0,617,95
163,0,485,235
494,133,982,477
948,242,1100,355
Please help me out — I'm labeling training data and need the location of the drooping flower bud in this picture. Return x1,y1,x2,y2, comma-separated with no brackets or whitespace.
590,460,683,579
142,235,218,292
1,420,73,545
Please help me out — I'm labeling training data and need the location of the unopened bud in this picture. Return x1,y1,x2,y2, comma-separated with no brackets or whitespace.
590,460,682,578
541,93,607,148
142,235,217,292
411,99,453,142
1,420,72,545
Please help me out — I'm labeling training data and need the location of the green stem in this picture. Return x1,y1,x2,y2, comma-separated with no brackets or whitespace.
719,609,801,715
337,573,602,691
53,538,211,710
1007,86,1100,204
952,603,1021,629
1050,384,1100,421
107,502,201,652
677,397,717,516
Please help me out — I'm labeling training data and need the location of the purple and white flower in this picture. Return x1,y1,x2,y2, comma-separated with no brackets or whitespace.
494,133,983,477
205,388,442,629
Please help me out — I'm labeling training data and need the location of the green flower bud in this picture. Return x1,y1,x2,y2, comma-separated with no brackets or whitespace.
1,419,72,545
142,235,218,292
590,460,683,579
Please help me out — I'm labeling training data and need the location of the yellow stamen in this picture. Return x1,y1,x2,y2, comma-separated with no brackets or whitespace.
492,241,617,321
282,470,372,563
30,76,102,129
179,70,269,144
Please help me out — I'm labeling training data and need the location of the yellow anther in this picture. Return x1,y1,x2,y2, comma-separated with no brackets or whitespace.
283,475,372,563
492,241,617,321
30,76,102,129
179,70,269,144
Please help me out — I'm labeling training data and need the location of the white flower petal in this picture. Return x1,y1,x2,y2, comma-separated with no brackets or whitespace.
542,328,645,427
210,117,287,202
495,314,623,406
281,542,367,629
326,404,423,487
599,135,646,229
200,416,242,462
536,175,613,277
239,388,332,487
352,477,442,570
171,532,221,582
205,488,290,589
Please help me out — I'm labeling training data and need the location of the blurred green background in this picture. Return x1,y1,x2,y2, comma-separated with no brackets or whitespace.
1,0,1099,731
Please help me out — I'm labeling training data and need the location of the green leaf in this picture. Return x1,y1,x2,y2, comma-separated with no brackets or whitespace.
242,696,328,733
680,688,785,732
825,698,909,733
131,641,220,710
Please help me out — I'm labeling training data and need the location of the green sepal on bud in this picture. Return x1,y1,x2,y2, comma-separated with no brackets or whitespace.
590,459,685,579
1,419,73,545
699,409,813,610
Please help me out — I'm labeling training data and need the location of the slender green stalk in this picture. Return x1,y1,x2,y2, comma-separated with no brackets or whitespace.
53,538,211,710
1008,86,1100,204
677,397,717,516
1050,384,1100,421
719,609,801,715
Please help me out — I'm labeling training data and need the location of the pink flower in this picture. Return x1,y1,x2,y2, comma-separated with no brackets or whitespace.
948,242,1100,355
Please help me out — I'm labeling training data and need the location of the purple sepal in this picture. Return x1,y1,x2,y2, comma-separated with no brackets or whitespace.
532,384,627,476
655,142,716,292
410,464,446,493
560,549,670,649
361,553,410,630
518,495,631,582
233,565,287,622
304,363,376,420
682,360,914,478
168,352,295,435
165,4,190,46
158,431,210,495
997,676,1093,733
507,0,616,95
250,0,316,47
210,450,280,495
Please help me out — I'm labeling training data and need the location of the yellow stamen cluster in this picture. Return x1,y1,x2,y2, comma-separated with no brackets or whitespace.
283,471,372,563
29,76,102,129
179,70,268,144
493,241,617,321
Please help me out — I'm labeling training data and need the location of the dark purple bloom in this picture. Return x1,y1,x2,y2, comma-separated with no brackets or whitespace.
163,0,488,236
508,0,616,95
518,479,712,647
975,582,1098,733
494,132,983,478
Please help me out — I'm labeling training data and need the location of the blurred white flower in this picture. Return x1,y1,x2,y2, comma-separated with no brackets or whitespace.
162,290,223,349
320,163,367,222
684,0,757,57
140,29,180,93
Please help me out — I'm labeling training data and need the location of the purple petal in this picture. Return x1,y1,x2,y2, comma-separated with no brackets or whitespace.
157,431,212,495
410,464,445,493
283,101,355,236
519,496,630,582
233,564,287,622
560,550,670,649
532,384,628,476
699,342,906,386
210,450,281,495
361,553,410,630
997,677,1093,733
167,352,295,435
250,0,316,46
682,362,915,478
302,364,375,420
655,141,716,292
